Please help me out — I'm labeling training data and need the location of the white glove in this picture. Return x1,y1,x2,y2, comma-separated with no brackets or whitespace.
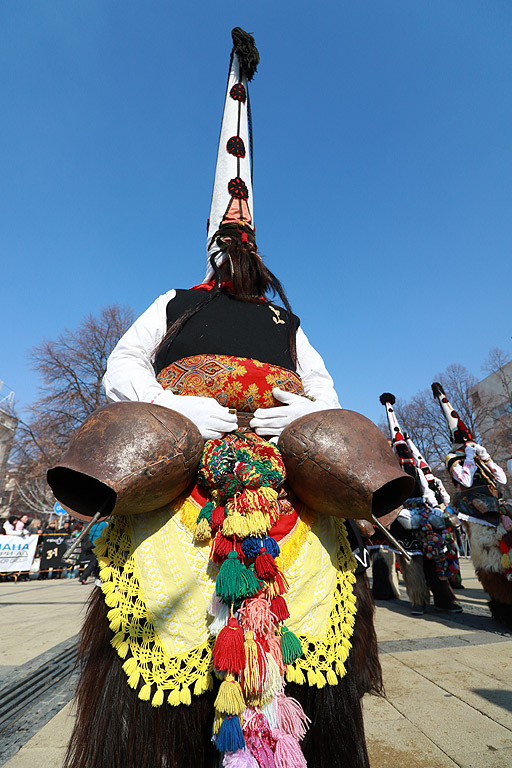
250,387,328,437
152,391,237,441
464,444,476,461
473,443,491,462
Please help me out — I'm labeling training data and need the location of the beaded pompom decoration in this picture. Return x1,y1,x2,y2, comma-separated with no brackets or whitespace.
196,432,309,767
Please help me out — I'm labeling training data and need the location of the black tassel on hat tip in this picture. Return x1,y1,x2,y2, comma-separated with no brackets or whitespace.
379,393,396,406
231,27,260,81
431,382,444,399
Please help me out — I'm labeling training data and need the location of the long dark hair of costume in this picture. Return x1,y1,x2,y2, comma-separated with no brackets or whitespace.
64,588,220,768
153,225,297,368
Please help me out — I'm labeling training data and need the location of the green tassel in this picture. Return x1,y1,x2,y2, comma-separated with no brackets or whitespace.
216,551,244,603
196,501,215,525
280,626,303,664
240,563,260,597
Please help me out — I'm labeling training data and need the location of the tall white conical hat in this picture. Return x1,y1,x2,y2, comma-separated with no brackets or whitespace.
205,28,259,280
378,393,415,470
431,382,473,445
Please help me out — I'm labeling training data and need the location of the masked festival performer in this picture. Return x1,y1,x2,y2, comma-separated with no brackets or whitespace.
404,432,463,589
53,29,407,768
432,383,512,627
369,394,462,615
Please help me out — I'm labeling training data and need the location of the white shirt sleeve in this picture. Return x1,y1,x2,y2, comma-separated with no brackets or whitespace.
103,289,176,404
451,455,477,488
296,327,341,409
486,460,507,485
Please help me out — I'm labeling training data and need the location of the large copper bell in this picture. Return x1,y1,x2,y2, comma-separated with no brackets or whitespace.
47,402,203,521
278,409,414,522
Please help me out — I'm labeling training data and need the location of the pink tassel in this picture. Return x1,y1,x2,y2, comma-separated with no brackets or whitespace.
272,730,307,768
266,634,285,676
223,749,259,768
247,742,276,768
276,693,311,741
239,596,275,635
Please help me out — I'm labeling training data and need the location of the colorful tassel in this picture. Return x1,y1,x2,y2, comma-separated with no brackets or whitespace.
223,513,251,539
216,715,246,753
280,627,303,665
242,536,262,558
260,654,283,703
240,564,261,597
270,595,290,621
215,676,246,715
223,749,259,767
255,548,279,579
213,616,246,674
168,689,181,706
139,683,151,701
194,517,212,541
276,693,310,741
266,633,286,676
216,551,245,602
208,593,230,636
272,729,307,768
239,596,275,635
243,630,266,696
262,536,280,558
211,533,244,563
267,570,289,598
211,505,227,532
152,688,164,707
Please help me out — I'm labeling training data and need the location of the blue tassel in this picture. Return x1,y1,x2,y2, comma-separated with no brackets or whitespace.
262,536,280,558
216,715,246,753
242,536,261,558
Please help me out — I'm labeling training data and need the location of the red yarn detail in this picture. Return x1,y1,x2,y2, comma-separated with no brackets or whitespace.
268,569,290,597
213,616,246,674
270,595,290,621
211,505,226,533
211,533,244,563
255,548,279,580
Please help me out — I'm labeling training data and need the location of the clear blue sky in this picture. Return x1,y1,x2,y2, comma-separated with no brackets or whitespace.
2,0,511,426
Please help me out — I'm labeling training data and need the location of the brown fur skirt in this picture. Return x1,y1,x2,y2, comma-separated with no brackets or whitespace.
64,584,374,768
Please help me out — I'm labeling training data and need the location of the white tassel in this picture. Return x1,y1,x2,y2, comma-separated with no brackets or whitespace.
261,697,279,730
261,654,282,703
207,592,230,636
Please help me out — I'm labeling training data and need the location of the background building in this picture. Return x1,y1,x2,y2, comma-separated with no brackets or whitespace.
470,360,512,495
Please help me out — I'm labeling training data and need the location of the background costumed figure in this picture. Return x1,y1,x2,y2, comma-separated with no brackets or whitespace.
432,382,512,627
47,29,412,768
369,393,462,616
404,432,463,590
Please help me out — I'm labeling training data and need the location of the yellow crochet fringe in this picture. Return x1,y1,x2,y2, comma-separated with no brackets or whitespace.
95,508,356,707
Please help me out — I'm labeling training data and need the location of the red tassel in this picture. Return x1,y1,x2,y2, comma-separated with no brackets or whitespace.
211,533,244,563
213,616,246,674
255,548,279,580
211,505,227,533
268,569,290,598
270,595,290,621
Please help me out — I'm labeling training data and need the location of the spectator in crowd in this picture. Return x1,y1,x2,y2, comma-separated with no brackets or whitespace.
80,519,108,586
3,516,19,535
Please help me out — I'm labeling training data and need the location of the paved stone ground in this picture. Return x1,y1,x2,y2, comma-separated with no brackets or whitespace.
1,560,511,767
